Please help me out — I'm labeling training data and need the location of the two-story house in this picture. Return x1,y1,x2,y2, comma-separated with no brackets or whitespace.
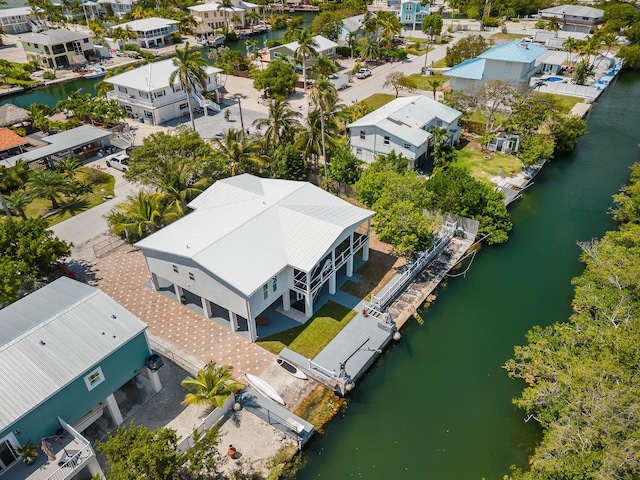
337,14,364,47
111,17,179,49
399,0,430,31
269,35,337,65
20,29,95,68
0,7,34,34
97,0,136,18
0,277,163,480
188,0,260,31
347,95,462,169
135,174,374,343
105,58,222,125
445,40,548,90
538,5,603,34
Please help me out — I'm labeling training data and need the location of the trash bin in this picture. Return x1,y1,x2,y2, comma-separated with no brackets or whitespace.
140,117,144,123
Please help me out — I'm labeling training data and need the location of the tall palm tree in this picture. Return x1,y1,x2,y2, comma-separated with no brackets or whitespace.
379,18,400,48
180,362,243,411
425,77,444,100
360,37,380,66
217,0,233,32
562,37,578,66
5,190,32,220
253,97,302,150
294,28,319,91
152,158,211,216
362,10,378,38
310,55,337,80
346,31,358,58
169,42,208,131
27,170,69,209
309,75,340,179
211,128,265,176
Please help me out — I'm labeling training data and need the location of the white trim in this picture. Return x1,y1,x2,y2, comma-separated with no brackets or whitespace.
83,366,105,391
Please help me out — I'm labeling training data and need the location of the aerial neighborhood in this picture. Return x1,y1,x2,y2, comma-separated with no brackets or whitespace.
0,0,638,478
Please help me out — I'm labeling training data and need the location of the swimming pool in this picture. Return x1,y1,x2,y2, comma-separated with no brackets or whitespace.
544,76,564,82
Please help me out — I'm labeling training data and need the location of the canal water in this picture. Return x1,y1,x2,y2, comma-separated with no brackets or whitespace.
295,71,640,479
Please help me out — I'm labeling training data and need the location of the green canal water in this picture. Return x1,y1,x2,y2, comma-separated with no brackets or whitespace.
295,72,640,479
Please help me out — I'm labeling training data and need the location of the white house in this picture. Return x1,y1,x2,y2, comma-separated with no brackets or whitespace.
445,40,548,90
0,6,35,34
347,95,462,168
338,14,364,47
538,5,604,34
135,174,375,342
20,29,95,68
111,17,180,49
269,35,338,64
105,58,222,125
188,0,260,30
97,0,136,18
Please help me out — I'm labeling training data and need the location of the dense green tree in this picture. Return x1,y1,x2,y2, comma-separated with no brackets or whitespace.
549,115,587,153
273,144,307,180
422,14,443,36
181,362,243,410
252,59,298,99
602,3,638,33
519,133,554,167
169,42,208,131
310,10,344,41
310,55,338,80
444,35,491,67
431,127,457,167
328,146,362,185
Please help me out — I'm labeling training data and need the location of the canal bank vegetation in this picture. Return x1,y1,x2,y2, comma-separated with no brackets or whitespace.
504,163,640,479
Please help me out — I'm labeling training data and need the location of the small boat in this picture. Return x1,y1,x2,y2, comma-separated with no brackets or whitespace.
245,373,285,405
277,358,308,380
80,66,107,78
206,34,226,48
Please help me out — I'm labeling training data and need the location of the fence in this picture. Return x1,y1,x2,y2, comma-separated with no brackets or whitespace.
176,394,235,453
92,235,126,258
531,80,598,100
148,334,204,376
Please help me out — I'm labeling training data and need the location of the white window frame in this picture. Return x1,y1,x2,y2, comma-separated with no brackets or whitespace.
272,276,277,292
263,284,269,299
84,367,105,391
0,434,19,471
359,130,365,140
383,136,390,146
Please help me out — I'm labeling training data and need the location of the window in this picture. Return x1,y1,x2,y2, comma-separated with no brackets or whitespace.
155,90,165,98
359,130,365,140
84,367,105,391
272,276,277,292
204,12,209,18
83,38,89,43
263,284,269,299
0,436,18,472
189,272,195,281
405,14,412,21
406,4,412,10
383,136,390,145
172,264,179,273
179,103,188,110
404,143,411,149
356,148,362,155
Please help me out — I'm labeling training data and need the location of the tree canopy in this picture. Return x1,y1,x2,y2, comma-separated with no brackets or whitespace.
251,59,298,99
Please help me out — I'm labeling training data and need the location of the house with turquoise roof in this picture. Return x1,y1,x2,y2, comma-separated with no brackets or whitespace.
0,277,163,480
445,40,547,90
399,0,430,31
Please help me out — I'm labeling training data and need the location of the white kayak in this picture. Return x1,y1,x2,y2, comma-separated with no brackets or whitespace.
245,373,285,405
277,358,308,380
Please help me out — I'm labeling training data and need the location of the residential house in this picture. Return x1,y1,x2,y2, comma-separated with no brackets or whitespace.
347,95,462,168
0,277,163,480
538,5,604,34
20,29,95,69
188,0,260,30
399,0,430,31
105,58,223,124
338,14,364,47
0,128,27,160
269,35,337,67
135,174,375,342
445,40,547,90
0,125,111,169
57,0,101,22
0,7,35,34
97,0,136,18
486,132,521,154
111,17,180,49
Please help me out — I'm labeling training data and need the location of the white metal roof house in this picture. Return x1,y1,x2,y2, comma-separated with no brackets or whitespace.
445,40,547,90
20,29,95,69
338,14,364,47
0,7,34,34
188,0,260,30
136,174,375,342
538,5,604,34
269,35,338,65
97,0,136,17
111,17,180,49
0,277,163,480
347,95,462,168
105,58,223,125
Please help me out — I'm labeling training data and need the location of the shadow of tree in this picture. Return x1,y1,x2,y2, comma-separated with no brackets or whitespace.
67,258,101,285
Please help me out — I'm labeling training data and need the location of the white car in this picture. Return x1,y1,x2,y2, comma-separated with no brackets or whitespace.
355,68,372,79
105,152,130,172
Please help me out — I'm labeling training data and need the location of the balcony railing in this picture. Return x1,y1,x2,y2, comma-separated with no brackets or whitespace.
107,90,187,109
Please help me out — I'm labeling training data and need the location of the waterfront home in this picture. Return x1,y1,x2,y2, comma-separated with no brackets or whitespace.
0,125,111,168
399,0,430,31
269,35,337,66
538,5,603,34
135,174,374,342
111,17,180,49
445,40,547,90
0,6,35,34
58,0,102,23
188,0,260,31
347,95,462,168
0,277,163,480
0,128,27,160
19,28,95,68
97,0,136,18
338,14,364,47
104,58,223,124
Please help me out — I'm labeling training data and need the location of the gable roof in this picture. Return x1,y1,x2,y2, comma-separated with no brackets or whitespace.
0,6,32,18
113,17,179,31
20,28,90,45
136,175,374,296
0,277,148,431
104,58,222,91
478,40,547,63
539,5,603,19
277,35,338,54
0,128,27,152
444,57,486,79
342,14,364,33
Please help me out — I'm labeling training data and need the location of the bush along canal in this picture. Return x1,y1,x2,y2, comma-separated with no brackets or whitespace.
294,71,640,479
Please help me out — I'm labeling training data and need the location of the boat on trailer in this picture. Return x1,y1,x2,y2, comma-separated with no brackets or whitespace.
277,358,308,380
245,373,285,405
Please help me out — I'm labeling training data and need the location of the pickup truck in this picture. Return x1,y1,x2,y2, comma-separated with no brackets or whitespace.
355,68,372,79
104,152,130,172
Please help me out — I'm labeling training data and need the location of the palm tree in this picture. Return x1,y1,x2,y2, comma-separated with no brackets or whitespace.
217,0,233,32
309,75,340,179
562,37,578,66
253,97,302,150
310,55,337,80
55,156,82,179
151,158,211,216
121,25,137,43
362,10,378,38
89,20,106,40
27,169,69,209
546,17,560,32
425,77,444,100
346,31,358,58
360,37,380,66
131,5,146,19
169,42,208,131
294,28,319,91
180,362,243,411
5,190,32,220
379,18,400,48
211,128,265,176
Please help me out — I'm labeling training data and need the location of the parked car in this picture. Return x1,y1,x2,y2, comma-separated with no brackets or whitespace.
355,68,372,79
105,152,130,172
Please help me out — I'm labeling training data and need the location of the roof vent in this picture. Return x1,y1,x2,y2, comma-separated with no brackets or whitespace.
111,314,117,319
39,340,46,346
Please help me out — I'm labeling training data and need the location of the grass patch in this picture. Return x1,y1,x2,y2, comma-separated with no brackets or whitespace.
256,300,358,358
454,146,522,182
23,167,115,226
539,92,584,112
407,72,447,92
431,58,448,68
490,33,528,42
361,93,395,111
4,78,37,86
341,249,400,300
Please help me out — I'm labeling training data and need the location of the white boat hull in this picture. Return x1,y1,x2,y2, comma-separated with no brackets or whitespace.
245,373,285,405
277,358,307,380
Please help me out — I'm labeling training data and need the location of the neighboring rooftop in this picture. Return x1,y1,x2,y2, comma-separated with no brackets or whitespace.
539,5,603,19
113,17,180,31
0,6,32,17
277,35,338,53
478,40,547,63
444,57,486,80
342,14,364,33
19,28,90,45
0,128,27,152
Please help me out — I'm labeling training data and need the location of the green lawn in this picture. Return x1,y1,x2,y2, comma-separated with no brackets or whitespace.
490,33,528,42
361,93,395,111
454,146,522,182
256,301,358,358
407,72,447,92
23,167,115,226
540,93,584,113
431,58,448,68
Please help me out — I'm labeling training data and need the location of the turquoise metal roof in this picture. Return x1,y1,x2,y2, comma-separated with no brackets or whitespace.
445,57,486,80
479,40,546,63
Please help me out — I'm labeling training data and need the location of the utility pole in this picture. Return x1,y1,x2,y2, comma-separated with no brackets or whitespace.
423,26,432,72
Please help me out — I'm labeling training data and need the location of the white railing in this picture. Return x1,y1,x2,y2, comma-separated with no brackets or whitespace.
176,394,235,452
107,90,188,109
46,443,94,480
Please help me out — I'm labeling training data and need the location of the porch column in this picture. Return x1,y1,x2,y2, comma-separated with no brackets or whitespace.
104,393,124,426
346,256,354,277
282,290,291,311
150,272,159,291
304,294,313,318
86,457,105,479
174,284,184,303
329,272,336,295
363,218,371,261
201,297,212,318
146,368,162,393
248,316,257,342
229,311,238,332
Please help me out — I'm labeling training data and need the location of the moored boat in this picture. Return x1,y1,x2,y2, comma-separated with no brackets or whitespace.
245,373,285,405
277,358,308,380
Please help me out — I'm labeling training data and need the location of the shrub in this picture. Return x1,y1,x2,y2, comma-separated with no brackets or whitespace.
483,17,500,27
336,46,351,57
42,71,55,80
123,43,140,52
266,39,284,48
85,167,112,184
171,32,181,44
